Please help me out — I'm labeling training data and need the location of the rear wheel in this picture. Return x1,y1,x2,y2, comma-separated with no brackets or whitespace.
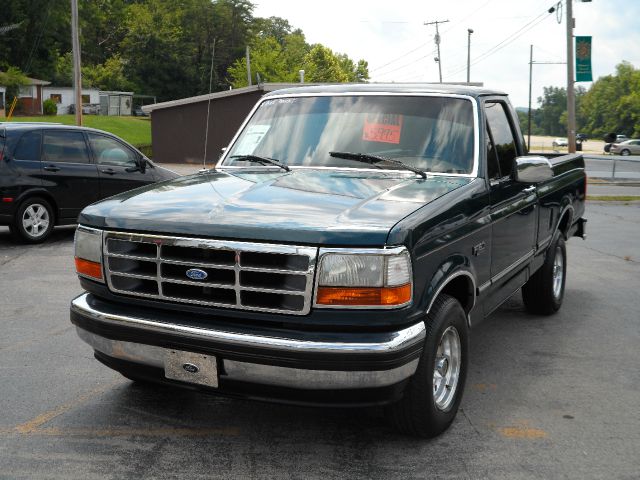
12,197,54,243
522,230,566,315
386,294,468,437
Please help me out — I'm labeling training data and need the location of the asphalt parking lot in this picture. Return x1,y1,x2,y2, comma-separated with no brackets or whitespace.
0,201,638,479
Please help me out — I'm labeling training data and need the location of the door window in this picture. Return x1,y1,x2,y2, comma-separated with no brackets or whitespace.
486,126,501,180
42,131,90,164
485,102,517,179
88,133,138,166
13,131,42,160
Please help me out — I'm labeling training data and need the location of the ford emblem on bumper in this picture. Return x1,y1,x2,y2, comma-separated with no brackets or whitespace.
186,268,208,281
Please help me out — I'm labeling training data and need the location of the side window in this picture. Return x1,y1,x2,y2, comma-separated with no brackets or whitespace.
88,133,138,166
13,131,42,161
486,125,501,180
485,102,517,179
42,131,90,164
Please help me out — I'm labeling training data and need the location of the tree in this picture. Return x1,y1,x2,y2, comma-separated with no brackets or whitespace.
302,45,348,83
83,55,134,91
579,61,640,138
228,36,288,86
0,66,29,103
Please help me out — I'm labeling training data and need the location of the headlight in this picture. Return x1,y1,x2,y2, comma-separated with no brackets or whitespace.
315,247,412,307
74,226,104,282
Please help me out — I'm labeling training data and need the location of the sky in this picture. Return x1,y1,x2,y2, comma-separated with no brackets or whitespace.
253,0,640,108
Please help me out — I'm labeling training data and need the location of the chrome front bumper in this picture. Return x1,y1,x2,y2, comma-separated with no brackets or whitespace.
71,293,425,390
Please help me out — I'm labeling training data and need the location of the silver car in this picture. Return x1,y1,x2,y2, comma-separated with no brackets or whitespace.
610,139,640,156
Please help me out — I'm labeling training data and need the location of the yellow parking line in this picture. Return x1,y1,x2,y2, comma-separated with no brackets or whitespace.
32,426,240,437
13,380,120,434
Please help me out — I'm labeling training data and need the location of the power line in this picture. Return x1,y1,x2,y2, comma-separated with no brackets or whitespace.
370,42,431,75
445,6,555,78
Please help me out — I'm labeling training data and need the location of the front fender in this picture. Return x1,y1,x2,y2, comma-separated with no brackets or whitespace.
417,254,477,315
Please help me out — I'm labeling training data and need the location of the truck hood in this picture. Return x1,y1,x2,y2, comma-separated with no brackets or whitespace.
79,168,471,245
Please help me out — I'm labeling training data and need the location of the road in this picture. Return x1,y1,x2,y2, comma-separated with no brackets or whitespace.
0,202,639,479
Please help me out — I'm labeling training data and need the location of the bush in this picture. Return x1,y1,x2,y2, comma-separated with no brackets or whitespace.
43,99,58,116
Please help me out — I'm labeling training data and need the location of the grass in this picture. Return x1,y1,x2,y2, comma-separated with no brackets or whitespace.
587,195,640,202
0,114,151,147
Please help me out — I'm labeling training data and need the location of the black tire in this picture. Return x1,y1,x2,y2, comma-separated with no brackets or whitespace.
522,230,567,315
620,149,630,156
386,294,469,438
12,197,55,243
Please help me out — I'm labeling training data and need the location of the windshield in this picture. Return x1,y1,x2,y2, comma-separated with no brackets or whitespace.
222,95,476,175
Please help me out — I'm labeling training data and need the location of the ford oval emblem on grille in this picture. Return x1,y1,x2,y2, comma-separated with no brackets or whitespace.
186,268,208,281
182,363,199,374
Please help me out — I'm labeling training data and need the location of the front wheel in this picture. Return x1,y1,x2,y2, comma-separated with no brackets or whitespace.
12,197,54,243
522,231,566,315
386,294,468,437
620,149,631,156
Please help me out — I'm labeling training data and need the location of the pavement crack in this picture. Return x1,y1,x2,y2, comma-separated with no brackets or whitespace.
576,243,638,264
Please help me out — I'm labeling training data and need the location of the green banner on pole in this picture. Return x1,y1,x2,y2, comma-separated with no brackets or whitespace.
576,36,593,82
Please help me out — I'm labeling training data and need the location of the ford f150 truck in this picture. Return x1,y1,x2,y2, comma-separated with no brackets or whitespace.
70,84,586,437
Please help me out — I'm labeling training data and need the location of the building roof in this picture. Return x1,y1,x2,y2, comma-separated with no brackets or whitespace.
0,73,50,87
141,83,316,113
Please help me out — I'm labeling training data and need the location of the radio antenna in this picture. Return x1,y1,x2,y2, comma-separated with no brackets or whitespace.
202,38,216,171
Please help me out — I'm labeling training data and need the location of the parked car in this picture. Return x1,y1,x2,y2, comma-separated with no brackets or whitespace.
0,124,178,243
610,139,640,156
576,133,588,142
552,137,568,147
133,106,149,117
70,84,587,438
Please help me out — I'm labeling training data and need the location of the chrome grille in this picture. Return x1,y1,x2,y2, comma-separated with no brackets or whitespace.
103,231,317,315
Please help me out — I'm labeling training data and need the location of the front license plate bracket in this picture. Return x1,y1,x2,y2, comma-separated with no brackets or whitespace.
164,350,219,388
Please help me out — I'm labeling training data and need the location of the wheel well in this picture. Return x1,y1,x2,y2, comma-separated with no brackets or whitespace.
557,208,572,239
440,275,475,314
15,192,59,225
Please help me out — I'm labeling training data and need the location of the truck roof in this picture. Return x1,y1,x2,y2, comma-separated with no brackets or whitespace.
264,83,507,98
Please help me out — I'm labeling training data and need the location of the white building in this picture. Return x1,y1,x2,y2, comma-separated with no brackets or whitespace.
42,86,100,115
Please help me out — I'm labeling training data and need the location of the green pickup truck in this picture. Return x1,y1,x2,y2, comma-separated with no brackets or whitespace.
70,84,586,437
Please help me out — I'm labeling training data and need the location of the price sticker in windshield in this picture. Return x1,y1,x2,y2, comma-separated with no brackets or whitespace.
362,114,403,144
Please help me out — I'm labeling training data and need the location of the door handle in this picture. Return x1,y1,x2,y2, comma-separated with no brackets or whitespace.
43,165,60,172
523,186,536,193
100,168,116,175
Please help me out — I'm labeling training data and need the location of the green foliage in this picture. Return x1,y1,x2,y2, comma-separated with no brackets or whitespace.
0,66,29,101
42,98,57,115
83,55,134,91
229,29,366,87
303,45,348,83
579,61,640,138
0,0,367,102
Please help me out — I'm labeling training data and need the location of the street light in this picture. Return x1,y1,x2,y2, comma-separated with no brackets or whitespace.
467,28,474,84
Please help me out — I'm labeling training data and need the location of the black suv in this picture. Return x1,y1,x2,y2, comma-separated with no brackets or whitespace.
0,124,178,242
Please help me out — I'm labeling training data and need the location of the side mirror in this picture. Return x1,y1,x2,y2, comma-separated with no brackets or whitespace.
514,156,553,184
125,157,146,173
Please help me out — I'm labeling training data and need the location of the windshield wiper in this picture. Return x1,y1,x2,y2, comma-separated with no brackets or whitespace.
329,151,427,179
229,154,290,172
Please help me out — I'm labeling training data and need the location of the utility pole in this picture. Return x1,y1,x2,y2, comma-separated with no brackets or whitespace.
424,20,449,83
566,0,576,153
528,45,533,150
246,46,252,86
527,45,565,152
467,28,474,83
71,0,82,126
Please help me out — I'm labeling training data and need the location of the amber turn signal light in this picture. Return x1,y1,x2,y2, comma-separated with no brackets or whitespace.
75,257,103,280
316,284,411,306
